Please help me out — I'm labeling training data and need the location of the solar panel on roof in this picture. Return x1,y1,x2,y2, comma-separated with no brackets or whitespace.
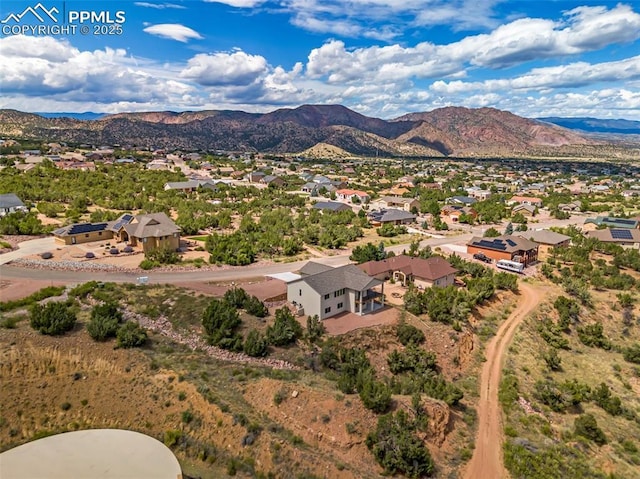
112,214,134,231
505,239,516,246
476,239,506,250
607,218,636,225
68,223,108,235
611,229,633,240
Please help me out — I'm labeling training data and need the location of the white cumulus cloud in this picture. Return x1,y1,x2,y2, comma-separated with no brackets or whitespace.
180,50,268,86
143,24,203,42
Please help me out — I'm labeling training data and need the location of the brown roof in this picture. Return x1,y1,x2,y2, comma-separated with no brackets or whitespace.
359,255,457,282
585,228,640,243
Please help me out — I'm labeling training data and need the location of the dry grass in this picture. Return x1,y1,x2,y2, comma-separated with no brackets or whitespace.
504,286,640,478
0,281,522,478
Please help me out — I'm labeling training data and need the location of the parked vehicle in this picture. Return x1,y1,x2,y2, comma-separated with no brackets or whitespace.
473,252,492,263
496,259,524,273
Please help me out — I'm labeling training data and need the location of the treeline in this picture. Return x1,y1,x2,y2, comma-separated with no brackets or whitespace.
206,208,367,265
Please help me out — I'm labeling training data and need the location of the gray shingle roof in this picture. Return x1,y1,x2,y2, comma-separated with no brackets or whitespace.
294,263,381,295
313,201,351,212
299,261,334,276
368,209,416,223
165,180,200,189
124,213,181,239
0,193,25,209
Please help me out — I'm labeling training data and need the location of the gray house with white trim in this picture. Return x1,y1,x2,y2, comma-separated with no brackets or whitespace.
0,194,27,216
287,262,384,320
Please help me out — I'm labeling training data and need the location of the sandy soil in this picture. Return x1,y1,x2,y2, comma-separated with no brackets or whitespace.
173,277,286,301
0,279,67,302
463,282,542,479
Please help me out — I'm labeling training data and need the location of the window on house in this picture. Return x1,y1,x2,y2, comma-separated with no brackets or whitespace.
324,307,331,314
337,302,343,309
324,294,330,300
98,232,102,236
299,289,302,296
85,234,89,238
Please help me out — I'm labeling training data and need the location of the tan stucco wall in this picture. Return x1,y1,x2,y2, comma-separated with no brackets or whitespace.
54,230,113,246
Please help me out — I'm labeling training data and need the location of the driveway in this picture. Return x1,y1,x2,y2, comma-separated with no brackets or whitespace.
0,237,56,265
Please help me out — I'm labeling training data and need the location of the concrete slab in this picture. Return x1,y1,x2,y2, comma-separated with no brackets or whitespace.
0,429,182,479
266,272,301,282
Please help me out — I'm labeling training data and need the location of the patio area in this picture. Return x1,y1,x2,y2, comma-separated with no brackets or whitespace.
321,305,400,335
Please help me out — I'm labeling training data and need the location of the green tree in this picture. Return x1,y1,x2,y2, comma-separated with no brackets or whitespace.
396,322,425,346
366,410,435,478
87,302,122,341
223,287,249,308
202,299,243,351
243,330,268,357
483,227,501,238
306,314,326,343
577,322,611,350
574,413,607,445
542,347,562,371
116,321,147,348
592,383,622,416
359,369,392,413
266,307,303,346
504,222,514,235
30,301,76,335
350,242,386,263
623,343,640,364
243,295,268,318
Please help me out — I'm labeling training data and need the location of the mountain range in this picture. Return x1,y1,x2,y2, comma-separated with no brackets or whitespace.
1,105,637,158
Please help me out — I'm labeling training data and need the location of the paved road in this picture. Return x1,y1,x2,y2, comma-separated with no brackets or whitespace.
0,234,470,284
0,214,582,285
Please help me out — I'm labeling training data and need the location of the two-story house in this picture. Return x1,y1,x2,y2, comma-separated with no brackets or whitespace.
287,262,384,319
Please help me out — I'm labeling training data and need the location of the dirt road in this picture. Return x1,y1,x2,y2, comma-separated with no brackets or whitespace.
463,282,541,479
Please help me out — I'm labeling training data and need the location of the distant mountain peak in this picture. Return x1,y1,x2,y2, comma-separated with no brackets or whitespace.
0,105,626,158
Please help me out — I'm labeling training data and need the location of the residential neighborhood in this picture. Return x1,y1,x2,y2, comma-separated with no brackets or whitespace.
3,138,640,479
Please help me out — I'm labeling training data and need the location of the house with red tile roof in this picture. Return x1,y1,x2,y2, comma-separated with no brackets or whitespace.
358,255,457,289
336,189,370,203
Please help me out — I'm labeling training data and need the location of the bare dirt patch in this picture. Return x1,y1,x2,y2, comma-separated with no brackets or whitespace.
244,377,381,476
0,279,67,302
174,277,286,301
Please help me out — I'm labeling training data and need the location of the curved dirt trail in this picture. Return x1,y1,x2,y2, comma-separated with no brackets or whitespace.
463,282,541,479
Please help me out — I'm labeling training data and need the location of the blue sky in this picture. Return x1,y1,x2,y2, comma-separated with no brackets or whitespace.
1,0,639,119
